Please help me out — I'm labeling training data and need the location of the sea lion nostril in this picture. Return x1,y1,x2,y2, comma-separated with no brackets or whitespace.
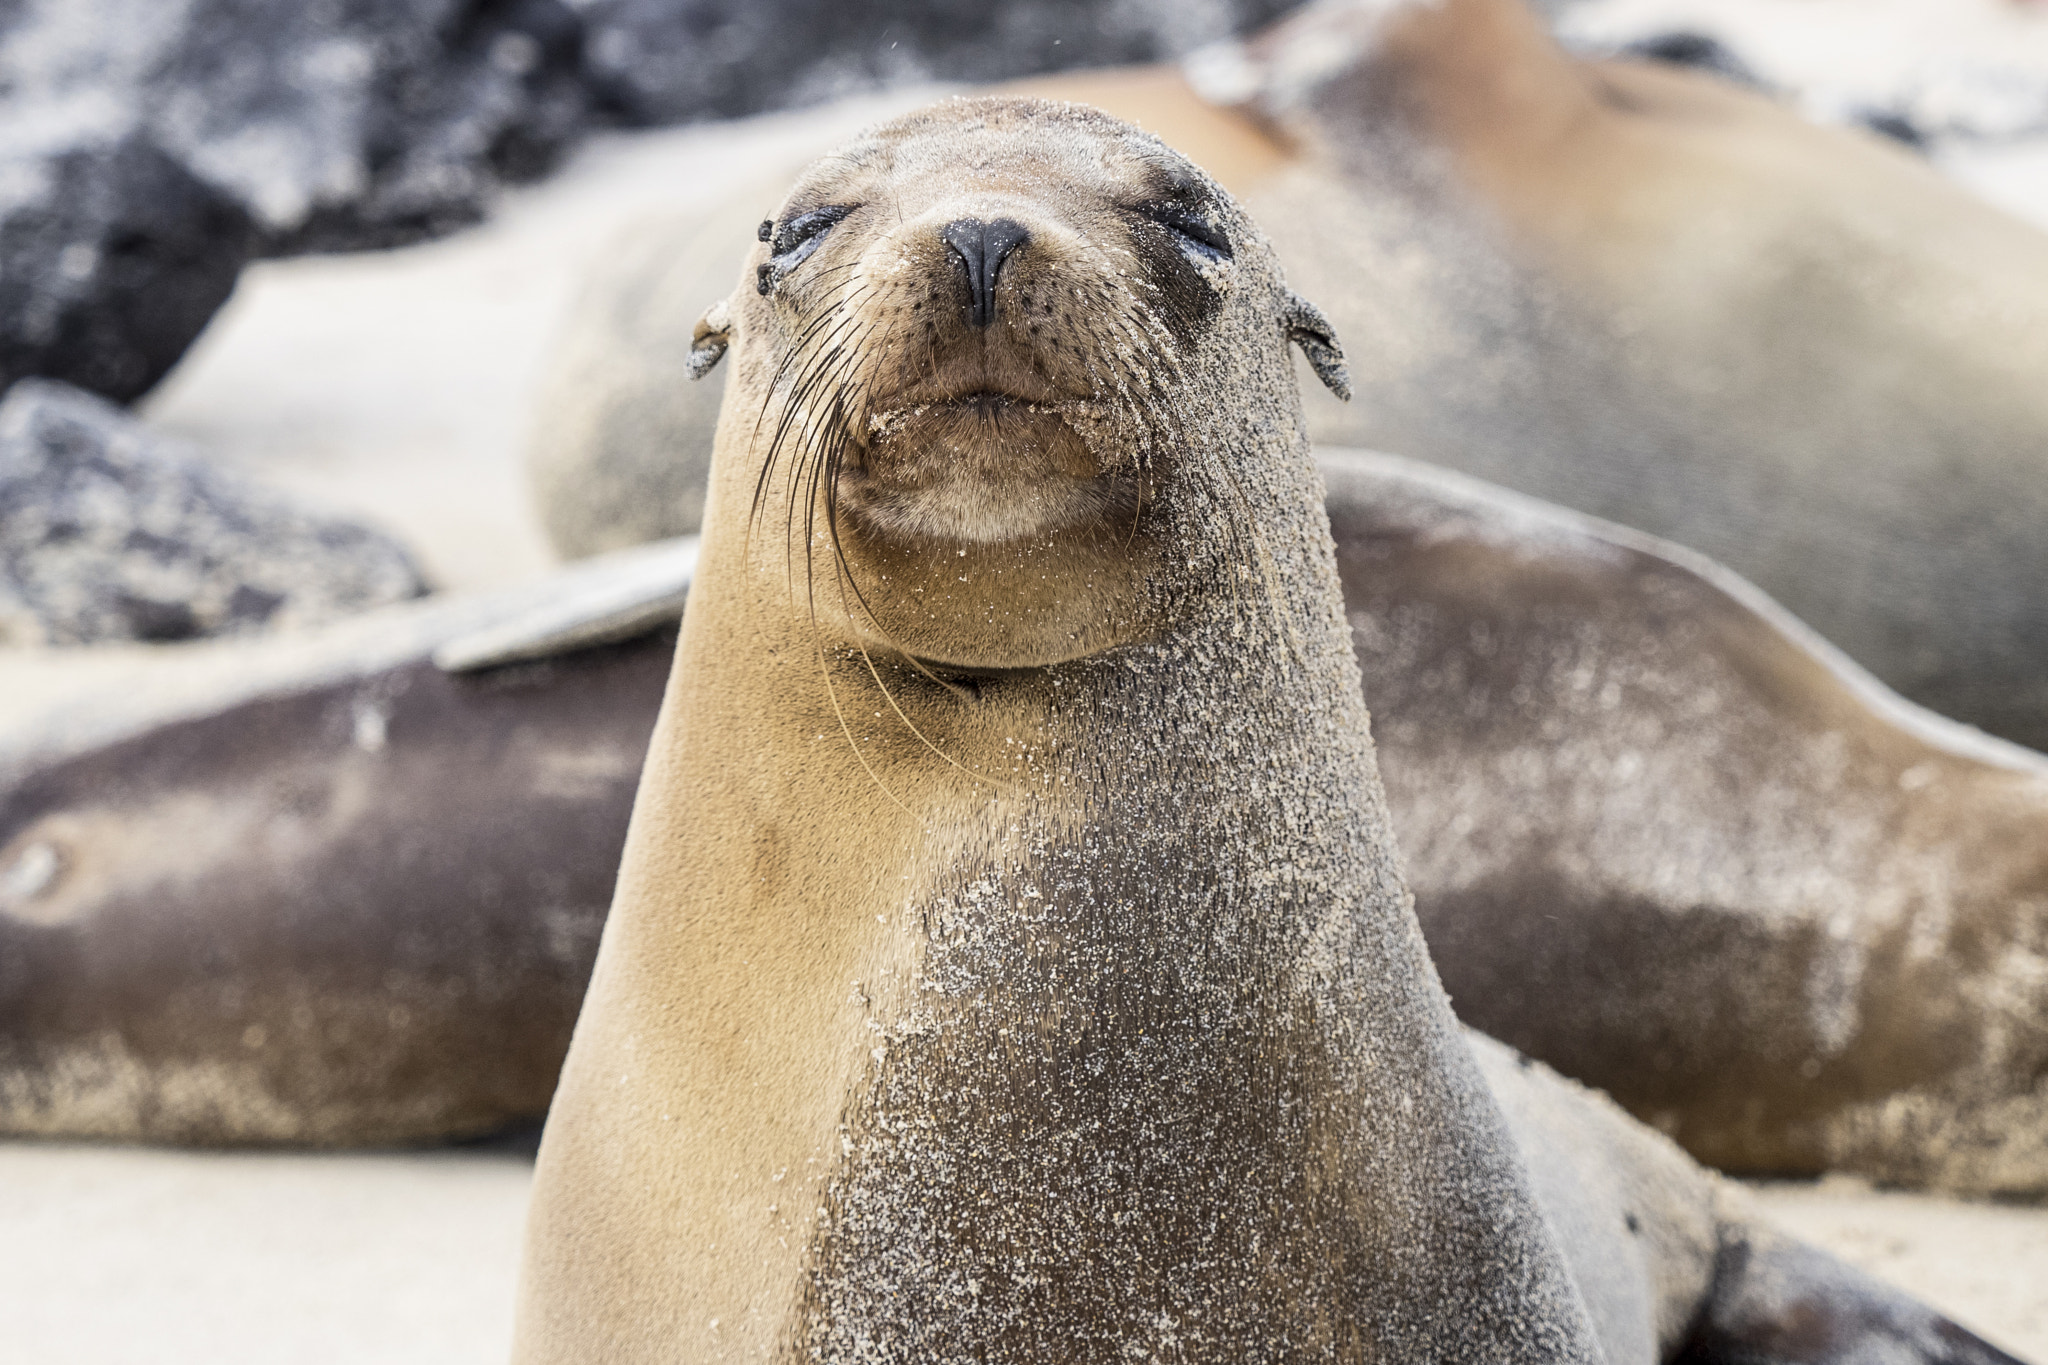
940,217,1030,328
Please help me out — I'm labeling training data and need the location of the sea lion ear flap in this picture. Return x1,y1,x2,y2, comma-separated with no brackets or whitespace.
686,298,734,380
1282,291,1351,402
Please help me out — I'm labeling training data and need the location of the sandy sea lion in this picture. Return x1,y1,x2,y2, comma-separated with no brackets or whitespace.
10,457,2048,1204
512,99,2018,1364
1320,449,2048,1199
12,453,2048,1199
0,542,691,1144
532,0,2048,751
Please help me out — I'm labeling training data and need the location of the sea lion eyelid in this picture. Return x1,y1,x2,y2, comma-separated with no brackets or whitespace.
1138,202,1233,263
770,205,856,263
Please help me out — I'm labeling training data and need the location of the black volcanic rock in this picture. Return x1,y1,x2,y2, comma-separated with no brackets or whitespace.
0,0,1307,404
0,0,591,399
0,378,428,646
575,0,1305,125
0,134,257,403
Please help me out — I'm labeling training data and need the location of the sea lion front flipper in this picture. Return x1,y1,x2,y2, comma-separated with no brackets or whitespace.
1282,291,1351,401
686,298,734,379
433,536,700,673
1678,1217,2027,1365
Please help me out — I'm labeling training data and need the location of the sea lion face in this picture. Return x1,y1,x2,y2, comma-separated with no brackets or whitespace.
709,99,1343,669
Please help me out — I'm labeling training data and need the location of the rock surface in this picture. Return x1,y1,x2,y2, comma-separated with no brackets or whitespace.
0,133,257,404
0,379,425,646
574,0,1304,125
0,0,1305,405
0,0,591,400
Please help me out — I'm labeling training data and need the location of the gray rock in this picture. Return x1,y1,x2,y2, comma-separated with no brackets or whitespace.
0,133,257,403
0,0,591,250
0,378,427,646
0,0,1315,405
0,0,590,399
576,0,1306,125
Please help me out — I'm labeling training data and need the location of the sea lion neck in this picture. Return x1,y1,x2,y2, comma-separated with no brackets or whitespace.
642,440,1605,1364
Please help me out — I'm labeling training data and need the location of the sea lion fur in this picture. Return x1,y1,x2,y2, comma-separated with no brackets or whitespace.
512,98,2015,1365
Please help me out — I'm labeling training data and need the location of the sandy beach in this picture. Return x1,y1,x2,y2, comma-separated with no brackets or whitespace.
2,1141,2041,1363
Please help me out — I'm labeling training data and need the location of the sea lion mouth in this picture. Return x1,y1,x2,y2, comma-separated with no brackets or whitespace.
862,391,1099,436
837,392,1136,548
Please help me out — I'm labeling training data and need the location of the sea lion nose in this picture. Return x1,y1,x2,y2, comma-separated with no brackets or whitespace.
941,217,1030,328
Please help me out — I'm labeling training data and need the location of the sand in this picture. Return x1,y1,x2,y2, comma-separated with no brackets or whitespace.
1,1144,2041,1363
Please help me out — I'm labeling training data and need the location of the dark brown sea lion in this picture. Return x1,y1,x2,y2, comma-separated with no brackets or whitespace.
0,543,690,1144
511,98,2018,1365
1322,449,2048,1199
13,453,2045,1205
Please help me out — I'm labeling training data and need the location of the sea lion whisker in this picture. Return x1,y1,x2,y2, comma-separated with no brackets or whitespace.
794,347,883,619
748,290,874,557
811,632,914,817
837,572,1000,786
758,303,879,584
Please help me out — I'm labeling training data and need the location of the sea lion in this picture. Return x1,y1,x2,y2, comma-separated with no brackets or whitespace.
13,455,2048,1199
0,540,691,1144
530,0,2048,751
12,459,2048,1204
1321,449,2048,1199
1206,0,2048,750
512,99,2017,1365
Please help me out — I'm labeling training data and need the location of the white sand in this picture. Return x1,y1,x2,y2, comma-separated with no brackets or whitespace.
0,1144,534,1365
14,10,2042,1361
1,1144,2041,1363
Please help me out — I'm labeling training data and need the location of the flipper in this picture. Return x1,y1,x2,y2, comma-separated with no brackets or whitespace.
1678,1216,2029,1365
433,536,698,673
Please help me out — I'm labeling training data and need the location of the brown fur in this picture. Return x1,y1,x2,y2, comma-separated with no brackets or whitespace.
512,97,2020,1365
514,97,1615,1363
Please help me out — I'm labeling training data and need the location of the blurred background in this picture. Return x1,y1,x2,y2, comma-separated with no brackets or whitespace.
6,1,2048,1360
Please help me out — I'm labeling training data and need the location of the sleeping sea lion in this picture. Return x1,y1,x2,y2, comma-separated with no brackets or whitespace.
530,0,2048,754
1321,449,2048,1199
512,98,2019,1364
1209,0,2048,750
12,454,2048,1204
0,542,690,1144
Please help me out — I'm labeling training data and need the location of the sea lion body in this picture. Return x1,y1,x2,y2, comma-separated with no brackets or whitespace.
1222,0,2048,749
532,0,2048,753
513,100,2014,1364
1321,450,2048,1197
0,545,689,1144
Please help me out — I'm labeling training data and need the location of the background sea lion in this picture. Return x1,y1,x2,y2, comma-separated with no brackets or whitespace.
512,98,2019,1364
0,543,689,1144
13,453,2048,1197
527,0,2048,754
19,452,2048,1196
1324,450,2048,1198
1223,0,2048,750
